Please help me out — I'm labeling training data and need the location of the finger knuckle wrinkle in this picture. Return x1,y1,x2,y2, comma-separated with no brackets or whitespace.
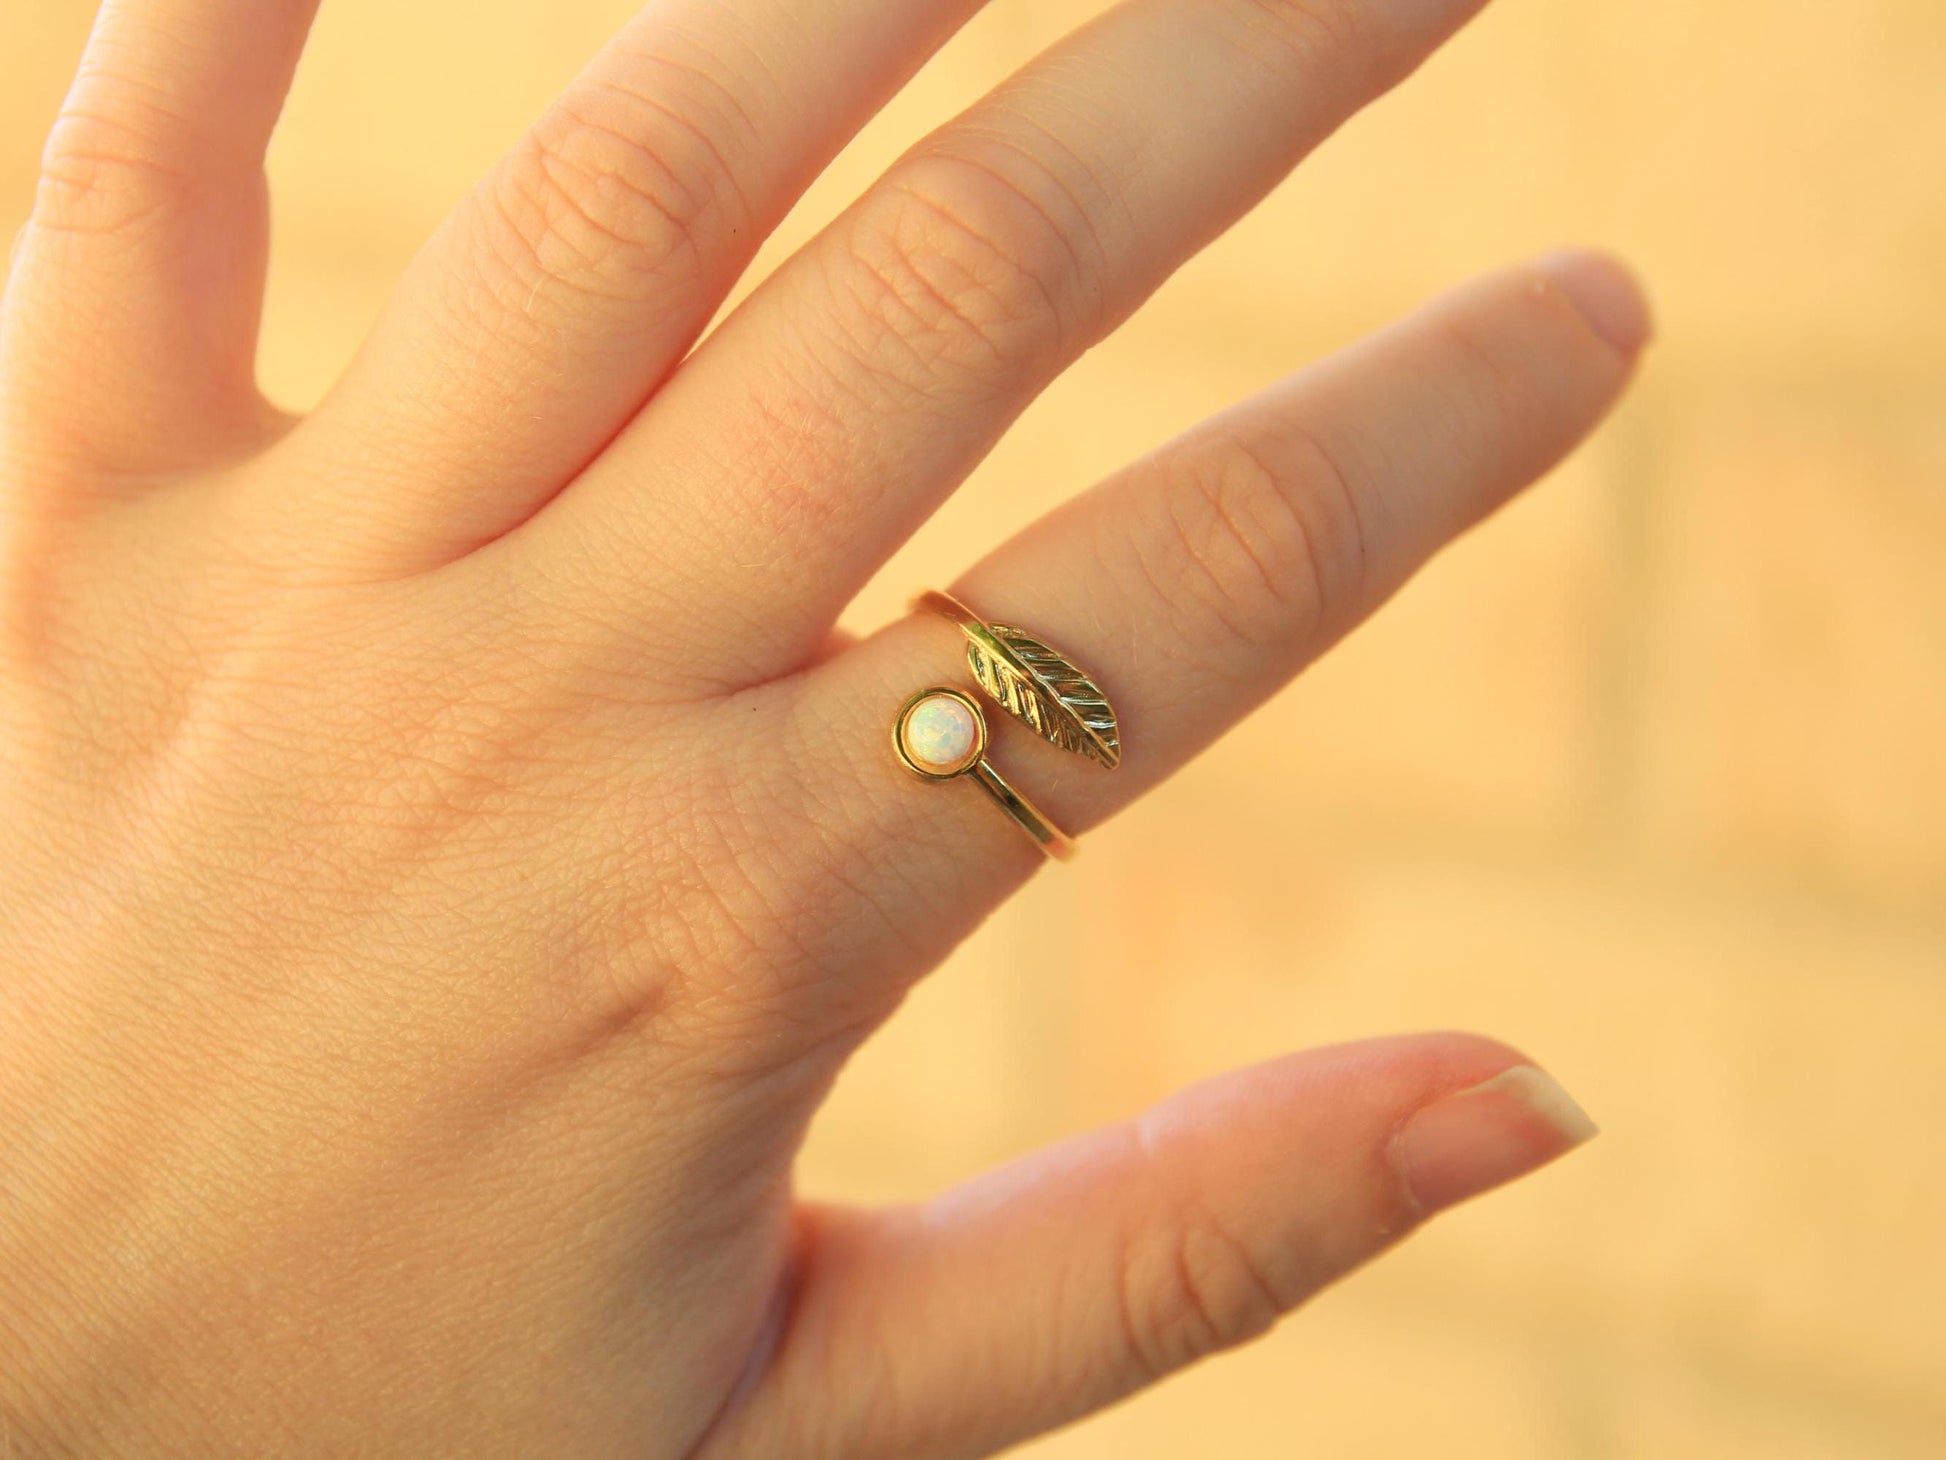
491,90,727,301
34,109,190,236
1236,0,1377,80
1151,435,1345,649
844,155,1079,381
1122,1190,1286,1379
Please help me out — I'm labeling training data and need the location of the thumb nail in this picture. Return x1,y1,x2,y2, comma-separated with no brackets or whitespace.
1536,249,1655,356
1391,1064,1598,1216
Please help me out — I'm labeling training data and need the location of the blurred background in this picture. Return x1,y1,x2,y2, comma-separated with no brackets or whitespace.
4,1,1942,1455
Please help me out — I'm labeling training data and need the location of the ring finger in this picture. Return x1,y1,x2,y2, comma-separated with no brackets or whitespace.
777,253,1650,1008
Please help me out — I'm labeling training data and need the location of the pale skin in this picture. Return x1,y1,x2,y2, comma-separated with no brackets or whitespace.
0,0,1647,1455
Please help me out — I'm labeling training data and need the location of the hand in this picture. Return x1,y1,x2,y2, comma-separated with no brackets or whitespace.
0,0,1644,1455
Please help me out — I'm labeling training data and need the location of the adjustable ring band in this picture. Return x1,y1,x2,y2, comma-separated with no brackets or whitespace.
893,687,1079,860
892,590,1122,862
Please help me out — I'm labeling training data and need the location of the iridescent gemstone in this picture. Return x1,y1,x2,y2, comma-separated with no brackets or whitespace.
901,693,980,774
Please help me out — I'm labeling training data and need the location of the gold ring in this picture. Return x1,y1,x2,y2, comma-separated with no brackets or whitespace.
891,590,1122,862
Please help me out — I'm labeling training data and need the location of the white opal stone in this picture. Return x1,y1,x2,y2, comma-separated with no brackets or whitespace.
903,694,979,773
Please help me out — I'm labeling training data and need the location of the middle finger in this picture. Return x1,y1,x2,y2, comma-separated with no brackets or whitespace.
532,0,1491,682
276,0,989,571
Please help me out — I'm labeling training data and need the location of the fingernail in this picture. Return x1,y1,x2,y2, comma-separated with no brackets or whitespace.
1391,1065,1598,1216
1536,249,1655,356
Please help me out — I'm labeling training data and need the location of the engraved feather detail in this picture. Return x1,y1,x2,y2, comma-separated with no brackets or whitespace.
964,624,1122,770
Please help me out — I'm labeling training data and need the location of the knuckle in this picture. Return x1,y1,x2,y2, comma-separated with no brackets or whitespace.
1118,1179,1288,1380
836,151,1087,391
33,108,188,236
1141,427,1367,654
1235,0,1381,80
485,79,741,303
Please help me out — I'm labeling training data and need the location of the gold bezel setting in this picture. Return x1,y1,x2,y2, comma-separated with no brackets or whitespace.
892,591,1115,863
893,686,989,781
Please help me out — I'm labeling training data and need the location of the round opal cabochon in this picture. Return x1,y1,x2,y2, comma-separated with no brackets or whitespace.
901,693,982,775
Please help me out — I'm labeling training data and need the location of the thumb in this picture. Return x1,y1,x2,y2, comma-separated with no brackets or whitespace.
706,1033,1597,1460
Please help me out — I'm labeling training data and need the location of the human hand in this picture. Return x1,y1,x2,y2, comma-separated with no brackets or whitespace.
0,0,1645,1454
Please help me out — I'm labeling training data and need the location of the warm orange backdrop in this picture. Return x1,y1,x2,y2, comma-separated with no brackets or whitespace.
4,3,1942,1456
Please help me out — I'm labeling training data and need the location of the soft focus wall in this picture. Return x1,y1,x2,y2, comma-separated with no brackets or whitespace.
3,2,1941,1455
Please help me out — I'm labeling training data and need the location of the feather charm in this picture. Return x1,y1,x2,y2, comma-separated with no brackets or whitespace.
963,623,1122,770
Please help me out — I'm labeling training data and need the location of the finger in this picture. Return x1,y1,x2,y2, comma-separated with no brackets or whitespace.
537,0,1493,681
704,1034,1596,1460
277,0,988,572
768,255,1648,1007
4,0,322,465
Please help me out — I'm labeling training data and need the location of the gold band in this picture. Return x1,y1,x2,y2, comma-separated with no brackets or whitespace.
892,686,1079,860
892,590,1121,862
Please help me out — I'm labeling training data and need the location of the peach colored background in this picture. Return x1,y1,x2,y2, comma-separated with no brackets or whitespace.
4,2,1942,1456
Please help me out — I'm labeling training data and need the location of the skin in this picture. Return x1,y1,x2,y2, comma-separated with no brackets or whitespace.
0,0,1646,1455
